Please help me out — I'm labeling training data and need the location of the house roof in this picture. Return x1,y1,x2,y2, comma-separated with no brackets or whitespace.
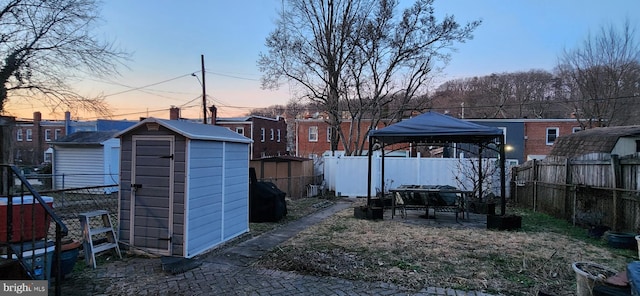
115,117,253,144
216,115,281,123
52,131,118,145
368,111,503,145
549,125,640,158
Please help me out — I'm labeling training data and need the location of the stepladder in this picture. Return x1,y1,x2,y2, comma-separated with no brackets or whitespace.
79,210,122,268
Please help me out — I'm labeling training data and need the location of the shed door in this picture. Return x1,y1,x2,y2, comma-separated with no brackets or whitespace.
130,136,174,255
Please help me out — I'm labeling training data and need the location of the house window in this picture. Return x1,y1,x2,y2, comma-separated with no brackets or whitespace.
26,129,32,141
260,128,265,142
44,151,52,163
16,129,22,141
546,127,558,145
327,127,332,142
636,140,640,153
55,129,61,140
45,129,52,141
270,128,274,140
277,129,281,142
309,126,318,142
572,127,582,133
236,127,244,135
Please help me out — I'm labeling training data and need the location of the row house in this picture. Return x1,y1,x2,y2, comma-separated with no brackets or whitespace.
470,119,582,163
295,118,390,158
216,116,287,160
9,111,138,167
295,115,583,163
13,112,66,166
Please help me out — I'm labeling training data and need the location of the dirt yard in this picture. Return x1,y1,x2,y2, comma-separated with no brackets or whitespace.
257,201,634,296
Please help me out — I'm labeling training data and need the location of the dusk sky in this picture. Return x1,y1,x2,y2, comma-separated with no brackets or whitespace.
5,0,639,121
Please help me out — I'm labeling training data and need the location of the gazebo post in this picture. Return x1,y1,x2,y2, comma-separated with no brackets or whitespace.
478,145,483,202
367,139,373,206
381,140,385,201
500,135,506,215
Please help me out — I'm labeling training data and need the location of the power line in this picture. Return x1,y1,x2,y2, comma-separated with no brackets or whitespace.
85,77,199,97
103,72,197,98
205,70,259,81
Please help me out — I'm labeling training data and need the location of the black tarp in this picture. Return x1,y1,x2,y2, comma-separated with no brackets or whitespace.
249,168,287,222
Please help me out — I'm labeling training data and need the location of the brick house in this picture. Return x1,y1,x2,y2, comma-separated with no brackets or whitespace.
522,119,582,160
295,118,390,158
216,116,287,159
470,119,583,163
296,115,583,162
12,112,66,166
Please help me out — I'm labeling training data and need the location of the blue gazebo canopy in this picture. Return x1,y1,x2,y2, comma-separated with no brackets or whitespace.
369,111,503,145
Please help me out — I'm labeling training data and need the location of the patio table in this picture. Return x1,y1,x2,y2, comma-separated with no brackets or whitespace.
389,185,470,221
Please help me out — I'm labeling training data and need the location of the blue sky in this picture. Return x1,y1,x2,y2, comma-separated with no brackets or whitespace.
6,0,639,120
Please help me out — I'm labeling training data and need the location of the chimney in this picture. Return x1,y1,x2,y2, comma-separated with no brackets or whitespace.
209,105,217,125
34,111,42,164
64,111,71,135
169,106,180,120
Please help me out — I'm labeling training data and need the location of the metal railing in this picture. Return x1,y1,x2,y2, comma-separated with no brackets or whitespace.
1,164,68,296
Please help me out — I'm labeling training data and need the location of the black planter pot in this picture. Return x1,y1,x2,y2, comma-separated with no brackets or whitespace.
487,214,522,230
469,201,496,215
354,206,383,220
606,232,637,250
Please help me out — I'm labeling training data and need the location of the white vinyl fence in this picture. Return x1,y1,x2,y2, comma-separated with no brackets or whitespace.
324,152,511,197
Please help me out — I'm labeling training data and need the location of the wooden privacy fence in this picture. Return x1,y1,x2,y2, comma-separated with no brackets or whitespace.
513,153,640,231
258,175,323,199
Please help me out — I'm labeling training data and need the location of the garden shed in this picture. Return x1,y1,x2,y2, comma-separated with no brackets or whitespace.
115,118,252,258
51,131,120,191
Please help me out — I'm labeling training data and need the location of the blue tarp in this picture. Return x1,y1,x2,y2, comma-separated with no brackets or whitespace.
369,111,503,144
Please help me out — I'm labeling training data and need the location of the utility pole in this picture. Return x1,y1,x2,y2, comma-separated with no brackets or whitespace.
201,54,207,124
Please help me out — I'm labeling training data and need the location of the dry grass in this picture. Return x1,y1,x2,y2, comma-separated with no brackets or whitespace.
257,202,634,295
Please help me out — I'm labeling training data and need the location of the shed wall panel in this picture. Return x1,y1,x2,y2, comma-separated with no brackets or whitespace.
186,140,224,257
54,147,104,189
223,143,249,240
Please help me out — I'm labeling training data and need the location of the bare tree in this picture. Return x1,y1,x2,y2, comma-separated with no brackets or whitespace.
248,104,286,118
557,20,640,128
259,0,479,156
0,0,129,116
433,70,571,120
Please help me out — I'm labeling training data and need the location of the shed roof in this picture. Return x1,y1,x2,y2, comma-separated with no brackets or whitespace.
549,125,640,158
254,155,312,162
115,117,253,144
52,131,117,145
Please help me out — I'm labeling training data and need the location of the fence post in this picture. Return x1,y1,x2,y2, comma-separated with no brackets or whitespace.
564,158,572,221
569,185,578,226
532,159,538,212
610,154,621,231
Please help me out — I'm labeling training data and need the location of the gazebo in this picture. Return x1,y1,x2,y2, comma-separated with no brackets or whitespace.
367,112,507,215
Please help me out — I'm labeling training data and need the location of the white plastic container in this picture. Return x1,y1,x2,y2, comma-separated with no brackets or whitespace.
572,261,619,296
